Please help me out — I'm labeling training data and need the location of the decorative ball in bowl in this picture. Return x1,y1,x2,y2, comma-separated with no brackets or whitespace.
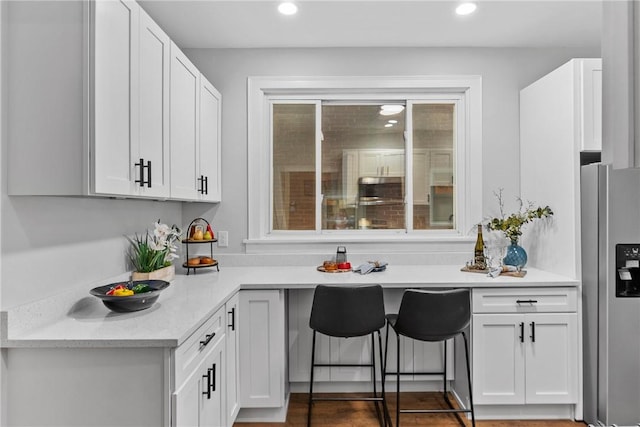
90,280,170,313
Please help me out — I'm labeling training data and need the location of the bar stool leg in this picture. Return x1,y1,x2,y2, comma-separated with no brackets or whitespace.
443,339,448,400
378,330,391,427
396,333,401,427
307,330,317,427
462,331,476,427
370,332,383,426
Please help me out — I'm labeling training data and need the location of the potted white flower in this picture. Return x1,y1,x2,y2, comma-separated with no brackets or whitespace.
127,221,182,281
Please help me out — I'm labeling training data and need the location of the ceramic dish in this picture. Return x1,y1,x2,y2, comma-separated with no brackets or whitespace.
90,280,170,312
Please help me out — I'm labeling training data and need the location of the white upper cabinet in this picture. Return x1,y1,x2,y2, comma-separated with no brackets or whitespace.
199,77,222,202
92,0,139,196
580,59,603,152
169,45,223,202
7,0,220,202
169,43,200,201
137,7,171,198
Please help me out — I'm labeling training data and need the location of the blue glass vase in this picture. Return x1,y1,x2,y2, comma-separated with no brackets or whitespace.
503,240,527,268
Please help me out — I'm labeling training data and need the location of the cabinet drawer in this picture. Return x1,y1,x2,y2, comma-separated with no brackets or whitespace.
174,305,225,388
473,287,577,313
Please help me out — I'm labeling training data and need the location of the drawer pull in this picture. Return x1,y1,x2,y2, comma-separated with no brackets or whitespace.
516,299,538,304
530,321,536,342
199,332,215,348
519,322,524,343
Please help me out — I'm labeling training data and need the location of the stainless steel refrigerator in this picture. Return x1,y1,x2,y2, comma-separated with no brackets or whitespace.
581,163,640,426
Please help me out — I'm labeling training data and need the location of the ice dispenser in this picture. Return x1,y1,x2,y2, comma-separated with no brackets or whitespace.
615,244,640,297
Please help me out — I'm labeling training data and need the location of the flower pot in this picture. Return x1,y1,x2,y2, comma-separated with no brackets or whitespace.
503,241,527,268
131,264,175,282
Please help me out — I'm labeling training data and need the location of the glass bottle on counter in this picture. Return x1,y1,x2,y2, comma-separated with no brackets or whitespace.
474,224,486,269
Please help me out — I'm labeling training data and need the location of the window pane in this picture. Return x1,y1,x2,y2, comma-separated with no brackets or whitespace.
322,104,405,230
413,104,455,230
272,104,316,230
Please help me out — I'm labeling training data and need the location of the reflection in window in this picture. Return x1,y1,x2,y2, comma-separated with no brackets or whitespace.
272,104,316,230
271,101,456,232
322,104,405,230
413,104,455,230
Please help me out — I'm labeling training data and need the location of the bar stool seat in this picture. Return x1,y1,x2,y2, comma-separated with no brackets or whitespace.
308,284,390,427
384,288,475,427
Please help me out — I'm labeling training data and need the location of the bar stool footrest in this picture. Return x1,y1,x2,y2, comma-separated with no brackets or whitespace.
400,408,472,414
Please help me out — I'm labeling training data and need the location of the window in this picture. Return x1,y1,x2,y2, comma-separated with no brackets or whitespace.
248,77,482,246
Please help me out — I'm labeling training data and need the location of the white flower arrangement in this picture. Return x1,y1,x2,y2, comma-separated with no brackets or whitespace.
127,221,182,273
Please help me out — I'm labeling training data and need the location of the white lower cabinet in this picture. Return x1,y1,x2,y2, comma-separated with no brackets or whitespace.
173,337,225,427
472,288,578,407
173,305,227,426
238,290,286,408
225,292,241,423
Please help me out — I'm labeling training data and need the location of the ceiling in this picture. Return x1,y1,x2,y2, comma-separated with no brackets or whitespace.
138,0,602,49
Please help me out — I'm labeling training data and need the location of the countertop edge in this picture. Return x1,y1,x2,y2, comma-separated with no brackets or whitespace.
1,265,579,349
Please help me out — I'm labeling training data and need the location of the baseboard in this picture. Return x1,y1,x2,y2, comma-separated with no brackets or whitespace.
235,393,291,423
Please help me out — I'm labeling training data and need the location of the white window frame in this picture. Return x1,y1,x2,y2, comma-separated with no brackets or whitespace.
247,76,482,249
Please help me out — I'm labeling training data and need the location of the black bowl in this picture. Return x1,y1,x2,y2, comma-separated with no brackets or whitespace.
90,280,170,312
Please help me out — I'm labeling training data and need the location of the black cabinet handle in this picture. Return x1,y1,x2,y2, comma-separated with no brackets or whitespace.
135,158,145,187
202,369,212,399
530,322,536,342
519,322,524,343
211,363,216,392
199,332,215,348
146,160,152,188
204,176,208,195
134,159,152,188
516,299,538,304
228,307,235,331
197,175,206,194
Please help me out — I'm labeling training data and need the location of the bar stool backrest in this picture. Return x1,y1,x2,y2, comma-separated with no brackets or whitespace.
394,288,471,342
309,284,385,338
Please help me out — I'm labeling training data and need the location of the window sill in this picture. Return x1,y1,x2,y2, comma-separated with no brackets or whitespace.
243,233,476,255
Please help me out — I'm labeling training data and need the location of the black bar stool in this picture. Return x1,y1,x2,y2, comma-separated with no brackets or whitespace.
384,288,475,427
308,284,391,427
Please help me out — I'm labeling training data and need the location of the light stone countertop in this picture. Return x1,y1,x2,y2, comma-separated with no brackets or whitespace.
0,265,579,349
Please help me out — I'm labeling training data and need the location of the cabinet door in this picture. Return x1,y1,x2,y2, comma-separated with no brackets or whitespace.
198,77,222,202
581,59,602,152
137,8,170,198
170,43,200,200
173,356,205,426
472,314,525,404
359,151,381,177
524,313,578,404
429,150,453,185
225,293,240,424
239,290,285,408
383,151,405,177
413,149,429,205
342,150,359,203
92,0,138,196
200,338,225,427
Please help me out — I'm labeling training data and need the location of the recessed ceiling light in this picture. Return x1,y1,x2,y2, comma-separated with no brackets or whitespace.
456,2,477,16
379,105,405,116
388,119,398,124
384,123,394,128
278,2,298,15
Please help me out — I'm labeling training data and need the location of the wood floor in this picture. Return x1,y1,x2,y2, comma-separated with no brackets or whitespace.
234,392,587,427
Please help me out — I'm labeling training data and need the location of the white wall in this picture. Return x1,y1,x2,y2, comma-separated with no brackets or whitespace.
183,46,599,257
